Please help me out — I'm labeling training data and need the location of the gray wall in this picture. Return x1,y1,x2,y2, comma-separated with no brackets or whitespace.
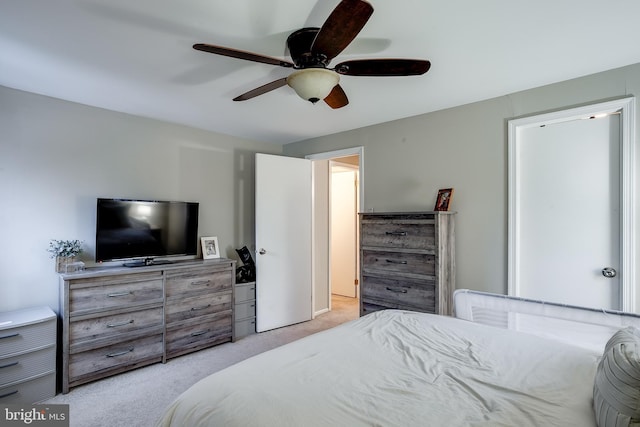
0,85,281,313
284,63,640,308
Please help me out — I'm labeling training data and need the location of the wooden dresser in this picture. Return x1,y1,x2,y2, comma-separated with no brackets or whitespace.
359,211,455,316
59,259,235,393
0,306,56,403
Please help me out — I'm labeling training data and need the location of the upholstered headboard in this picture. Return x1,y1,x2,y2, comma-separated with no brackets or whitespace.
453,289,640,353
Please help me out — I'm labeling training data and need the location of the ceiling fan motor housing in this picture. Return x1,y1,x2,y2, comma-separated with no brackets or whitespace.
287,28,328,68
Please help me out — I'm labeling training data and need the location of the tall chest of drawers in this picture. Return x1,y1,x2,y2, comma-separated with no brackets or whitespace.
0,306,56,403
359,211,455,316
59,259,235,393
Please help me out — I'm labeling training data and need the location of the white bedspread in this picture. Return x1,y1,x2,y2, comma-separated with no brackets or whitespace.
156,310,600,427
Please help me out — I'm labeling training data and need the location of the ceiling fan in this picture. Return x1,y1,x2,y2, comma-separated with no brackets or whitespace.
193,0,431,109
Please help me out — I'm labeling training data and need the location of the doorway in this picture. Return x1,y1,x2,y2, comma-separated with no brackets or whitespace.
330,159,359,299
508,97,636,311
307,147,363,317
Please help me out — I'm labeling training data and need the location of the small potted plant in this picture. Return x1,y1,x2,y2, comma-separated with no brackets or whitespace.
48,239,83,273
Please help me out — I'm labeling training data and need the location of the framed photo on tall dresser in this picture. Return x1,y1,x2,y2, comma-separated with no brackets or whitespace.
434,188,454,211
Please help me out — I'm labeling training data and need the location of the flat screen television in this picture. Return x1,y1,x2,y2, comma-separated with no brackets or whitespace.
96,198,199,265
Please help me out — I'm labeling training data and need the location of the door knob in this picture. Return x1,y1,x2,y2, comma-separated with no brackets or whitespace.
602,267,617,278
259,248,267,255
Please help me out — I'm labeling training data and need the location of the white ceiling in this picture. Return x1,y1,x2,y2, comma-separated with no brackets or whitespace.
2,1,640,145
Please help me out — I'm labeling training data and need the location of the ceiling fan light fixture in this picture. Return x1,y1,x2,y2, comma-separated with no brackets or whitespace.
286,69,340,104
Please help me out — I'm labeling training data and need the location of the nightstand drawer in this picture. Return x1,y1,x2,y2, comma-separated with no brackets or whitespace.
0,346,55,387
235,301,256,320
0,319,56,358
235,282,256,302
235,317,256,338
0,372,56,404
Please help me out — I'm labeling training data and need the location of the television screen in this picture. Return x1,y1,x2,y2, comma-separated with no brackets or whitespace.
96,198,199,263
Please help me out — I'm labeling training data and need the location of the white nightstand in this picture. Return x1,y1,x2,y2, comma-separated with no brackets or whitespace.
0,306,57,403
234,282,256,339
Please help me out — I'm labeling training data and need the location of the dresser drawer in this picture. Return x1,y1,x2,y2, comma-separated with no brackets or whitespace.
362,275,435,312
165,292,232,324
69,306,163,343
0,346,55,387
69,334,163,382
165,269,232,298
235,301,256,320
0,372,56,404
165,312,232,358
361,219,435,250
70,278,164,315
0,320,56,358
235,282,256,302
362,250,435,277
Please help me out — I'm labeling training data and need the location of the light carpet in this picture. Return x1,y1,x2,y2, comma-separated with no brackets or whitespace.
44,296,359,427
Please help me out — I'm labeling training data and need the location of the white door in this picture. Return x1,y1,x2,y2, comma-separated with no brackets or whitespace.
515,116,620,309
509,97,637,311
330,167,358,297
255,154,312,332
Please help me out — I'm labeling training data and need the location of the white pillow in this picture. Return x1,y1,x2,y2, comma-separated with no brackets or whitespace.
593,326,640,427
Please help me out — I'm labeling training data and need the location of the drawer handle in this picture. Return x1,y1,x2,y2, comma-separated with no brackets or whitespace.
0,333,19,340
191,329,210,337
0,390,18,399
385,231,407,236
191,304,211,311
106,348,134,358
0,361,19,369
107,291,132,298
190,280,211,286
385,259,408,264
107,320,134,328
250,304,256,308
249,287,255,291
386,287,408,294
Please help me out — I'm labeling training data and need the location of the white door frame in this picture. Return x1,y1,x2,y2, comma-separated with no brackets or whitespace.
306,147,364,205
306,147,364,313
329,160,360,299
507,97,636,311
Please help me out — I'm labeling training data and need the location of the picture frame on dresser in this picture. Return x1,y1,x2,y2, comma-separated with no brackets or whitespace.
434,188,454,211
201,236,220,259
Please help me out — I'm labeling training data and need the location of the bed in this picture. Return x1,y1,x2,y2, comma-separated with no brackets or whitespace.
156,290,640,427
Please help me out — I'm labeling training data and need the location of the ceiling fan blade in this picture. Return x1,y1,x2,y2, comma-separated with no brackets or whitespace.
334,59,431,76
193,43,294,68
324,85,349,109
233,78,288,101
311,0,374,62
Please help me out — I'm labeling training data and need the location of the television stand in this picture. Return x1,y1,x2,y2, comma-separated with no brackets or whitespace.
123,258,173,267
58,258,236,393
